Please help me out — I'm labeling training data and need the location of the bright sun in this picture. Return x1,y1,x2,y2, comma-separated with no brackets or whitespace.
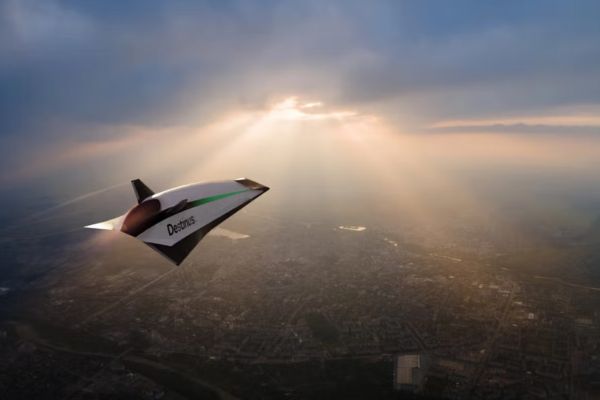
266,97,357,122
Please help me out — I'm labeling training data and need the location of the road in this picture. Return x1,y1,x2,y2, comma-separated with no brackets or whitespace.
467,283,516,398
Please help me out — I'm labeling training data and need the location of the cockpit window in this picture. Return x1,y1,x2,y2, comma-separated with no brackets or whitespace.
122,199,161,236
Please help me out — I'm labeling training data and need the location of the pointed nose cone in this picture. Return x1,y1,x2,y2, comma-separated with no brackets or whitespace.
235,178,270,193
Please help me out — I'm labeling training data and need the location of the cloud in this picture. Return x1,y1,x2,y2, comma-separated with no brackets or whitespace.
425,123,600,136
1,0,600,185
336,3,600,125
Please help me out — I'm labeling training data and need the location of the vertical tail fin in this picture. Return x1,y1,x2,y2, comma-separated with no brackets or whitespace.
131,179,154,204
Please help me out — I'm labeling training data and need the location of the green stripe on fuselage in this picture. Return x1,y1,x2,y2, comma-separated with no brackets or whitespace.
188,189,250,208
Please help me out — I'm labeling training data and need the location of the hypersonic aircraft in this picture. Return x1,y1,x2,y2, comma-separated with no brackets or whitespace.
86,178,269,265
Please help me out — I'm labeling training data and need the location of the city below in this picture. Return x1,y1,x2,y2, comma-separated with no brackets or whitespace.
1,214,599,399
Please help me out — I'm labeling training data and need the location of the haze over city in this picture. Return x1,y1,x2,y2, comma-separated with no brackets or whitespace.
1,1,600,399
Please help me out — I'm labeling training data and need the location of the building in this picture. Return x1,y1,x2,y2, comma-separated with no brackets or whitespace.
394,354,430,392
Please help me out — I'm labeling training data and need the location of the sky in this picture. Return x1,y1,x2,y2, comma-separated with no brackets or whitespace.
1,0,600,231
